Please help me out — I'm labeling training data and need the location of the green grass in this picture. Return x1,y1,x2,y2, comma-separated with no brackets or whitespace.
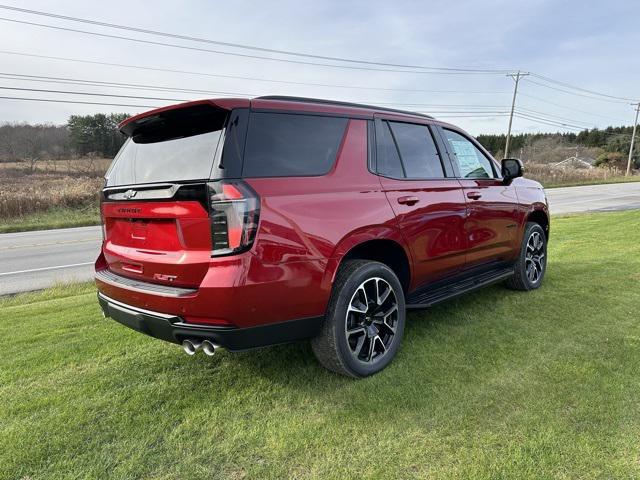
1,211,640,479
0,205,99,233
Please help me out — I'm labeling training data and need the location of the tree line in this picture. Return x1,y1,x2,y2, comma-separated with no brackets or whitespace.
477,126,636,159
0,113,129,167
0,113,637,170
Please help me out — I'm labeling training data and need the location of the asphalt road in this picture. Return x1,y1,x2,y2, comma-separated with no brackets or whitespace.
0,226,101,296
545,181,640,215
1,182,639,296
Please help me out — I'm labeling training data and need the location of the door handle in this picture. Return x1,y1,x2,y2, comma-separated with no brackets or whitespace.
397,196,419,206
466,191,482,200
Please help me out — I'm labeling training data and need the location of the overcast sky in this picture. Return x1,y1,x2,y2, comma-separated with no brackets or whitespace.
0,0,638,135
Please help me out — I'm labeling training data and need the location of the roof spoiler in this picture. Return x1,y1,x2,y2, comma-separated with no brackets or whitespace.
118,98,250,140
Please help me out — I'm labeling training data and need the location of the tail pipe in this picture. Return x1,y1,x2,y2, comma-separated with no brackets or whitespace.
182,339,202,355
181,338,220,356
202,340,220,356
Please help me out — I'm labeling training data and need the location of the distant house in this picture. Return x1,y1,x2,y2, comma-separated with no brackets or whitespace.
552,156,595,170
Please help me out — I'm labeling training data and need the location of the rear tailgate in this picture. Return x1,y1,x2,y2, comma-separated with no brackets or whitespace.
101,196,211,288
98,101,250,289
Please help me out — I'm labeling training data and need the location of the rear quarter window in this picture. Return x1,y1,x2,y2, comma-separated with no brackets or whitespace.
242,112,348,177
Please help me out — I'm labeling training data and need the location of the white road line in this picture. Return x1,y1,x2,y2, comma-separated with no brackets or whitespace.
0,237,101,251
0,262,94,277
0,226,100,238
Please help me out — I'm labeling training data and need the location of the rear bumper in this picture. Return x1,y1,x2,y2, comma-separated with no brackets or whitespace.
98,292,323,351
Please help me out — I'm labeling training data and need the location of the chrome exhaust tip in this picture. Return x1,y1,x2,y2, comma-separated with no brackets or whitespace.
201,340,219,356
182,339,202,355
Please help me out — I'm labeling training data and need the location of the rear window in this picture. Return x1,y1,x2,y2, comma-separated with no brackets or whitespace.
106,132,222,186
242,113,348,177
105,104,226,187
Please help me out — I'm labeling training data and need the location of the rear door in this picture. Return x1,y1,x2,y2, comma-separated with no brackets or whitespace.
100,104,248,288
437,126,520,267
374,117,468,287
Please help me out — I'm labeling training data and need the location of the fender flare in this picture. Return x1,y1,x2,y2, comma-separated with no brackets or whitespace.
320,224,413,292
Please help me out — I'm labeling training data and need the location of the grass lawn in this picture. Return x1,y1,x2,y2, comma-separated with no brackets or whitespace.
0,206,99,234
1,211,639,479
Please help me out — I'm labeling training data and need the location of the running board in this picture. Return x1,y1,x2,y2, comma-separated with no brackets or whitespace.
406,266,514,309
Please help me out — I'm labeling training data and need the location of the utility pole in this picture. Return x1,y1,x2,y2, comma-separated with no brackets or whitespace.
504,71,529,159
626,103,639,176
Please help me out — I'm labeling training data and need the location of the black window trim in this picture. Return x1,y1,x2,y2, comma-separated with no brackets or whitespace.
240,110,350,179
437,125,503,180
367,119,376,175
372,117,456,181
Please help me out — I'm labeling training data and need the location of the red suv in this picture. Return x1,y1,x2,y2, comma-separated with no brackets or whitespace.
95,96,549,377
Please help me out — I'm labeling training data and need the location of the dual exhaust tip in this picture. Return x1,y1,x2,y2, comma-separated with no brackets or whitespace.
182,339,220,356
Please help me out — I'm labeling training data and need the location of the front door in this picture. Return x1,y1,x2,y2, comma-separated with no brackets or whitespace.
438,127,519,268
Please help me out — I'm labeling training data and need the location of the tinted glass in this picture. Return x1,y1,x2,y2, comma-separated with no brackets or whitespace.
389,122,444,178
376,121,405,178
443,129,495,179
105,130,222,186
242,113,348,177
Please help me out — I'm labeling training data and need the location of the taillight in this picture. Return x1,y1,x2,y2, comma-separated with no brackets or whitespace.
207,180,260,256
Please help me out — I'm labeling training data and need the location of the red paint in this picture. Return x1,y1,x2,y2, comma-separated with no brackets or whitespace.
96,97,548,330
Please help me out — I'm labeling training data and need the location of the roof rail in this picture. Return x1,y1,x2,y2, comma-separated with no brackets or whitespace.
255,95,434,119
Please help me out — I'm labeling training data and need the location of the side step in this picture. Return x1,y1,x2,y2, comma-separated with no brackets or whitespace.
406,266,514,309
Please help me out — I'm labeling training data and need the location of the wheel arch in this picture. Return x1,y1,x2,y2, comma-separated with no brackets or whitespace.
322,227,413,294
527,208,550,239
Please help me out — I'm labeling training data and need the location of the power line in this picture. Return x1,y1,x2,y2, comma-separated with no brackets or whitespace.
0,82,510,113
0,72,258,97
430,114,510,118
0,16,508,76
515,110,587,129
0,85,187,102
524,78,630,104
0,86,516,114
518,92,628,124
0,95,156,108
0,4,511,74
530,72,636,102
516,106,595,128
0,84,510,115
514,112,585,131
0,50,509,95
369,102,507,108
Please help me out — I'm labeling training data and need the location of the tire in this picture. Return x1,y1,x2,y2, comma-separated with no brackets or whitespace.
504,222,547,291
311,260,406,378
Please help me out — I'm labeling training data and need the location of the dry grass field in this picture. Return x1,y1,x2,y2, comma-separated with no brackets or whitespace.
524,163,638,188
0,159,107,218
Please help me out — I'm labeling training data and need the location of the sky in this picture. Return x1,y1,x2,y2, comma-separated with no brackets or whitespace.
0,0,638,135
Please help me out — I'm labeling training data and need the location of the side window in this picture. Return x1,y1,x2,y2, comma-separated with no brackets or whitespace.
388,121,444,179
443,129,495,179
376,121,405,178
242,113,348,177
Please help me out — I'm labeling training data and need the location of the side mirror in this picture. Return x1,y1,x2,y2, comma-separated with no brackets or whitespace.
501,158,524,183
